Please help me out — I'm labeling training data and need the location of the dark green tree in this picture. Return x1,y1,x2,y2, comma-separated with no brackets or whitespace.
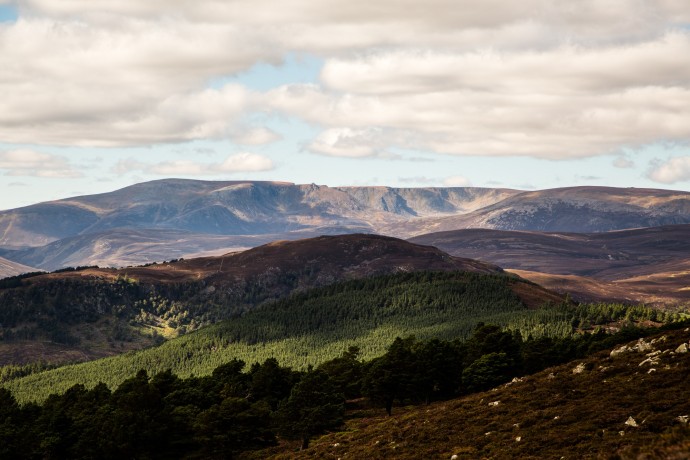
275,370,345,449
363,336,417,415
317,346,363,399
194,397,275,457
462,352,513,392
248,358,298,411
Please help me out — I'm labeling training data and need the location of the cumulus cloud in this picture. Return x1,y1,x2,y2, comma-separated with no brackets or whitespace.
308,128,389,158
113,152,274,176
647,157,690,183
0,149,82,178
291,33,690,159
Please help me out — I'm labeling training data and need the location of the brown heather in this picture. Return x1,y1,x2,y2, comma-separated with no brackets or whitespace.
254,327,690,460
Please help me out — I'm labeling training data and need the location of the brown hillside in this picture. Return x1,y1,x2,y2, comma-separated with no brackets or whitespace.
411,225,690,306
263,326,690,459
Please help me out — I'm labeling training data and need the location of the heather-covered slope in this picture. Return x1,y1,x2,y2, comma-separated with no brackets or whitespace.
270,326,690,459
410,224,690,305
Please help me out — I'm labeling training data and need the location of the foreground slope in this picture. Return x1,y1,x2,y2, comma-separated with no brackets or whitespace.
272,326,690,459
411,225,690,306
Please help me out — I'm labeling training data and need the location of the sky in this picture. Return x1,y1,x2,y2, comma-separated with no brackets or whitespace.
1,1,690,210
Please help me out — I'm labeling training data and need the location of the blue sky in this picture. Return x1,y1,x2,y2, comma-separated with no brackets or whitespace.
1,1,690,209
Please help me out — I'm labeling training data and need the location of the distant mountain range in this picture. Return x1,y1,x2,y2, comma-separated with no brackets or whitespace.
1,179,689,274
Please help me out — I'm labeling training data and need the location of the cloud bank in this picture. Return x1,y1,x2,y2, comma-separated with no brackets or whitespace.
1,0,689,163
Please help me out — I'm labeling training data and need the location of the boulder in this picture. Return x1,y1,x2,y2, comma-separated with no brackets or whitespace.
633,339,653,353
625,416,638,427
610,345,630,357
572,363,586,374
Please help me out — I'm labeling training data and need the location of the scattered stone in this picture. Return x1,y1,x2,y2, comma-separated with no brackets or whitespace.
332,443,340,447
619,431,625,436
651,336,667,345
647,368,657,374
515,436,522,442
634,339,653,353
646,350,661,357
513,423,520,428
451,455,458,460
548,373,556,379
625,416,638,427
572,363,586,374
610,344,630,357
488,401,500,407
485,431,493,436
677,415,689,424
638,357,660,367
676,343,688,354
554,416,560,420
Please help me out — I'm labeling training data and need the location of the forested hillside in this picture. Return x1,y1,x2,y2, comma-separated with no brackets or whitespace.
0,234,508,367
3,271,680,404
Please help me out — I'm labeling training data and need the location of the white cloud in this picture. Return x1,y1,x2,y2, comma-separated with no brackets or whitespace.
231,127,282,146
272,32,690,159
113,152,274,176
443,175,472,187
217,152,275,172
308,128,388,158
647,157,690,183
0,149,82,178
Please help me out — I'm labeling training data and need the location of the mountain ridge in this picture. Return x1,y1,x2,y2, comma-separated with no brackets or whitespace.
1,179,689,274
